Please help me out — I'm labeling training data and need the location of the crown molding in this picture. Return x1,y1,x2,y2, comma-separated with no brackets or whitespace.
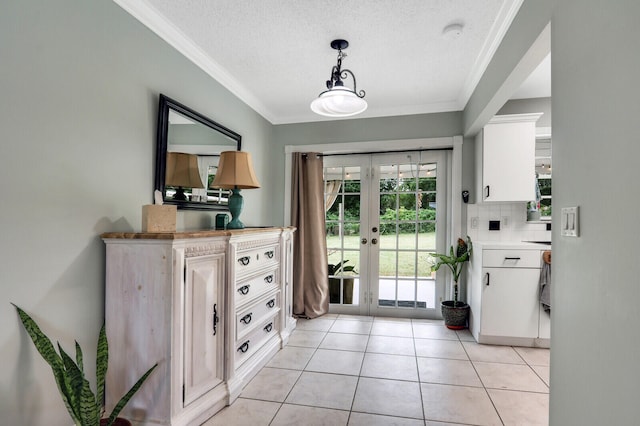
457,0,525,108
113,0,275,123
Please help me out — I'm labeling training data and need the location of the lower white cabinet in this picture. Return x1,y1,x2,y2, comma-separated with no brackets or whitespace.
102,227,295,425
469,244,550,348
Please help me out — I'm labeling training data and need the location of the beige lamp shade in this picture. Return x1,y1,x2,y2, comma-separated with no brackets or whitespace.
165,152,204,188
210,151,261,189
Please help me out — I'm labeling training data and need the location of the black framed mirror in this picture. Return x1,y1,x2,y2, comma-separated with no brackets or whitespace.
155,94,241,210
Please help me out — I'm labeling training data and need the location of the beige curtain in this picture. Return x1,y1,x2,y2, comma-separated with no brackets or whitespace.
324,180,342,212
291,152,329,318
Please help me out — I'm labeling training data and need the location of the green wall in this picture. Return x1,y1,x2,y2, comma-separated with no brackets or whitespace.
0,1,272,424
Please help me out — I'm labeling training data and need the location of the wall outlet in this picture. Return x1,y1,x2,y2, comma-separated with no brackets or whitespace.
471,217,479,229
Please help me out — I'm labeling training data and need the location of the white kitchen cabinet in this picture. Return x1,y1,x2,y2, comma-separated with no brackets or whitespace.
469,243,550,348
475,113,542,202
102,227,295,425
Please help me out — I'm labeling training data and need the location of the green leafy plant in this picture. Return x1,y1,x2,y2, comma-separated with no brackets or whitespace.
328,260,357,276
431,236,472,306
12,304,157,426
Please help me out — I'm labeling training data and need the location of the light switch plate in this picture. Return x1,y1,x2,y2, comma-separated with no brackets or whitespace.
561,206,579,237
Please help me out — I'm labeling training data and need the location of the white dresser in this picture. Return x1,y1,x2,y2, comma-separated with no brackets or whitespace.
102,227,295,426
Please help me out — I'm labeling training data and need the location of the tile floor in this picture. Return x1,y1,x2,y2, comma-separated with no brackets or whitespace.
203,314,550,426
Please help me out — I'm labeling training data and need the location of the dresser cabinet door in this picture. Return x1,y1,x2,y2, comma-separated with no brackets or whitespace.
183,253,225,406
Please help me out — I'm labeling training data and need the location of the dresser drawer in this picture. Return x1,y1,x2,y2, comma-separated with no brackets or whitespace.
235,243,280,278
235,268,279,307
236,291,281,341
482,249,542,268
235,315,279,367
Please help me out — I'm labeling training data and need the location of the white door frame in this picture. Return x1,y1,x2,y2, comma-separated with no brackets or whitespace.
284,136,464,313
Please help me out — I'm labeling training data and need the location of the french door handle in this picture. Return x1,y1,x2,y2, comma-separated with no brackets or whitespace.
361,238,368,245
371,238,378,245
372,226,378,233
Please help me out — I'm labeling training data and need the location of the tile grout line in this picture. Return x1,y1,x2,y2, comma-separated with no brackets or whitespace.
267,316,338,425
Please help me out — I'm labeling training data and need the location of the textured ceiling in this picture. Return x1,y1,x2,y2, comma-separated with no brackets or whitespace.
116,0,548,124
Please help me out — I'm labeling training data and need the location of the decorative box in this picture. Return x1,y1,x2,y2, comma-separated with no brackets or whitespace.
142,205,177,232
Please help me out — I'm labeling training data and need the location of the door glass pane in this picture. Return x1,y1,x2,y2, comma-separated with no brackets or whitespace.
379,250,397,279
379,165,399,191
378,278,396,306
417,279,436,308
397,280,416,308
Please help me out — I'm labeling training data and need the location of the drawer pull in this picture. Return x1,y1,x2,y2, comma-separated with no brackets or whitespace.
264,275,274,284
240,313,253,325
504,257,521,261
266,299,276,309
238,256,251,266
238,284,250,295
263,323,273,333
237,340,250,353
485,272,490,286
265,250,274,259
212,303,219,336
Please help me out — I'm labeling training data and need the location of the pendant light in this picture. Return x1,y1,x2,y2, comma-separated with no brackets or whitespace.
310,39,367,118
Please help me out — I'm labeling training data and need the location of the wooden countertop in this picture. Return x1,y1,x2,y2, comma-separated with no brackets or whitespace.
101,226,295,240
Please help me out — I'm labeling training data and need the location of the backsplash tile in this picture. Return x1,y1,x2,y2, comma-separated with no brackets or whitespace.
466,202,551,242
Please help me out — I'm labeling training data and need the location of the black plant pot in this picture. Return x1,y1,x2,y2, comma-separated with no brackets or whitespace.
441,301,470,330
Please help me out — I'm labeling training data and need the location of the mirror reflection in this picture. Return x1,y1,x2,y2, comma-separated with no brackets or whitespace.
155,94,241,210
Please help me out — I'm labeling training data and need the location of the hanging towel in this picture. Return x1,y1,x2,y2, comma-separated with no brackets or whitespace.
539,251,551,313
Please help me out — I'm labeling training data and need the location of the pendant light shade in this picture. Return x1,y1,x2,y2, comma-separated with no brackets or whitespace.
310,39,367,118
310,86,368,117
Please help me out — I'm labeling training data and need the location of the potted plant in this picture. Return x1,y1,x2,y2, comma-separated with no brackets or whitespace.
431,236,472,329
12,304,157,426
328,260,357,304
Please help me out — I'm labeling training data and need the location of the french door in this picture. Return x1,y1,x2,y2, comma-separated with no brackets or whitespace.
324,151,449,319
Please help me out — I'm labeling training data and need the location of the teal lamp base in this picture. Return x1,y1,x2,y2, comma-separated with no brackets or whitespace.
226,188,245,229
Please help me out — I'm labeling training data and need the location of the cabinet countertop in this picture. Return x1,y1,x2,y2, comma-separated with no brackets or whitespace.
101,226,295,240
473,241,551,250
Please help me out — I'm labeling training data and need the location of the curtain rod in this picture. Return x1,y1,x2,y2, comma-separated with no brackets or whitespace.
301,147,453,158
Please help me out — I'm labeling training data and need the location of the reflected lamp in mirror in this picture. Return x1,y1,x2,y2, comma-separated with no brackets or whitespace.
210,151,260,229
165,152,204,201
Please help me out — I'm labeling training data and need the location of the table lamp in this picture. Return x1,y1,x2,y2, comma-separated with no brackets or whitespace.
210,151,260,229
